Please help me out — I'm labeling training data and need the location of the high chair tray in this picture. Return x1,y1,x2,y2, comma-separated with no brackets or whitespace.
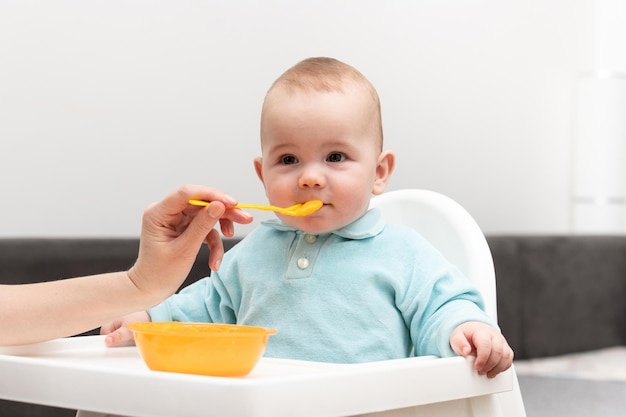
0,335,512,417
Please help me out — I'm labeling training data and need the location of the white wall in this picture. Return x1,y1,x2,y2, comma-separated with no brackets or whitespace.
0,1,597,237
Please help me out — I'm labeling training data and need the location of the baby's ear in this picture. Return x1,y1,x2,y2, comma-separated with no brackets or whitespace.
253,157,264,184
372,150,395,195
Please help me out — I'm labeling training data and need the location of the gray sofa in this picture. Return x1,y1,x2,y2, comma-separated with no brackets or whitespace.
1,236,625,416
489,235,626,359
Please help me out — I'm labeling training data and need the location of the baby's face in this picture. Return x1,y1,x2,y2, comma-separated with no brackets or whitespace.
255,85,386,234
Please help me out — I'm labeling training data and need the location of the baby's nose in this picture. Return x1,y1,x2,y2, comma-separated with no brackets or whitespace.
298,165,325,188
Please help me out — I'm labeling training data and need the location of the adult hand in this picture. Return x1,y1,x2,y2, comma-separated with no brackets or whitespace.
128,184,253,303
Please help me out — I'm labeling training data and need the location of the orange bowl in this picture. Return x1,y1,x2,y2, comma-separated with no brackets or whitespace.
127,322,277,377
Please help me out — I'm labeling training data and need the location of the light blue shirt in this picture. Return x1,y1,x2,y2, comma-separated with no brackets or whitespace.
149,209,496,363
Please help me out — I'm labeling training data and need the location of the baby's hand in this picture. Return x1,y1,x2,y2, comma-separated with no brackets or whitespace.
100,311,151,347
450,321,514,378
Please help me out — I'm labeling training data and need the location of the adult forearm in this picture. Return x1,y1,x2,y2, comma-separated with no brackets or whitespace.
0,272,155,346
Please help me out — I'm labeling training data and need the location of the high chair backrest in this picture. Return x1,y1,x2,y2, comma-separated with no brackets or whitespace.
369,189,497,321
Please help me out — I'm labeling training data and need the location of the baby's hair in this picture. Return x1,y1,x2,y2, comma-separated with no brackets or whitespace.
264,57,384,148
270,57,377,99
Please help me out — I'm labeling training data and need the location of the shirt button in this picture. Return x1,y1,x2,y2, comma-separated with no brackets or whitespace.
297,257,310,270
304,234,317,243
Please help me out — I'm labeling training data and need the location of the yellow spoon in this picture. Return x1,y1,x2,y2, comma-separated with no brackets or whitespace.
189,199,323,217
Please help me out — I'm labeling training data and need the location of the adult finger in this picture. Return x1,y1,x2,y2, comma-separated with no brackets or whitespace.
206,228,225,270
175,202,226,254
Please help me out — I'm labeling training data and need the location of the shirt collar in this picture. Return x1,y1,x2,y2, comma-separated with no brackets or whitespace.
261,208,385,240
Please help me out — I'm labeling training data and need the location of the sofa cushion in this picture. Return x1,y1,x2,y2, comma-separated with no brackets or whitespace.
488,236,626,359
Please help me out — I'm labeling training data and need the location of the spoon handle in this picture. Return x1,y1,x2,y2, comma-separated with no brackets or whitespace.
188,200,287,214
234,203,285,213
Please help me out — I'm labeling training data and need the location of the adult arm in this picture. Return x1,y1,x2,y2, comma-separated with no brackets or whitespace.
0,184,252,346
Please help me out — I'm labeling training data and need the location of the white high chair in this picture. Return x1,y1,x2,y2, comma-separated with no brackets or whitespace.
369,189,499,320
364,188,526,417
75,189,526,417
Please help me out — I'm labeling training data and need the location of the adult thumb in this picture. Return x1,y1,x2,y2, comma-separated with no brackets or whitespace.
180,202,226,248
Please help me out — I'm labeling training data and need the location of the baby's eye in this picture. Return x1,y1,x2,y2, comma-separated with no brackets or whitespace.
280,155,299,165
326,152,346,163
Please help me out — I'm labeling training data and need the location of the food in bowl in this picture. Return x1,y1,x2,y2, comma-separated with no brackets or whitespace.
127,322,277,377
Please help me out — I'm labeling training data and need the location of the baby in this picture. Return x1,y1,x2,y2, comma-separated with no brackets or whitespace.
103,57,513,378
